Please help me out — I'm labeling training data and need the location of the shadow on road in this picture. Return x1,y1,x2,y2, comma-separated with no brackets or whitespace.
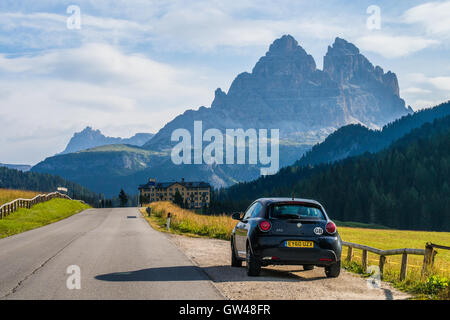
95,265,326,283
95,266,209,282
203,265,326,283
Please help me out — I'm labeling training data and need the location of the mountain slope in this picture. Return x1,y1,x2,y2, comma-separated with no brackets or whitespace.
144,35,409,154
296,101,450,167
61,127,154,154
0,166,100,205
33,145,164,196
0,163,31,172
32,35,411,194
213,115,450,231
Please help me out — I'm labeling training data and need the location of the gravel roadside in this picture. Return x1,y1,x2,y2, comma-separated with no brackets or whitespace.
167,233,411,300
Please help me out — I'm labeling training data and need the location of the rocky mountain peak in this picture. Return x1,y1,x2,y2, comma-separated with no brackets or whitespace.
266,34,307,57
323,37,401,97
251,34,316,77
77,126,101,137
326,37,360,56
211,88,227,109
61,127,154,154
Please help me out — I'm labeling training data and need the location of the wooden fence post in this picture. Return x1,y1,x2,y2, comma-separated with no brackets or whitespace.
431,250,437,269
379,255,386,276
400,253,408,281
421,243,434,280
362,249,368,273
346,246,353,262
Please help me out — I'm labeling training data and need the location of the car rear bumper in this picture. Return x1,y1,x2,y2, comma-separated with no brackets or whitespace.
252,235,341,267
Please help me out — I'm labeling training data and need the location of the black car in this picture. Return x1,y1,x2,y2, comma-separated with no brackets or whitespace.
230,198,342,277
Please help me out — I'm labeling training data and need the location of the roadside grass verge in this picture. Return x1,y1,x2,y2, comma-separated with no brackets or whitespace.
140,202,235,240
0,188,41,206
140,201,449,299
0,198,90,238
340,227,450,300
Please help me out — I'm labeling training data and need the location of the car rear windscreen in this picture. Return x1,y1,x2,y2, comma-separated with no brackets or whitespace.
270,203,325,220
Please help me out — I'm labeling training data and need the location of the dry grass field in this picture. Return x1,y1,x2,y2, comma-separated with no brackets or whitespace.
0,188,41,206
142,201,449,299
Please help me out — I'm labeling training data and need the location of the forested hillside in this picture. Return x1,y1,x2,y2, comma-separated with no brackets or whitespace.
0,167,101,206
212,115,450,231
296,101,450,167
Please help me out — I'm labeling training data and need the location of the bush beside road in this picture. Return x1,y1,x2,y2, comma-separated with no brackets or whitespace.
0,188,41,206
141,202,449,299
0,198,91,238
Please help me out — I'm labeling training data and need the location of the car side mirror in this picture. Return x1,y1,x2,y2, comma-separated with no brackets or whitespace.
232,212,242,221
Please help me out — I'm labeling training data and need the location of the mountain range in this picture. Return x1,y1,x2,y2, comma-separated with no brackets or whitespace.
296,101,450,167
212,111,450,231
32,35,413,196
0,163,31,172
61,127,154,154
0,166,100,205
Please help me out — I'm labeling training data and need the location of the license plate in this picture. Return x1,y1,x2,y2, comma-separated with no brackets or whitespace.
285,241,314,248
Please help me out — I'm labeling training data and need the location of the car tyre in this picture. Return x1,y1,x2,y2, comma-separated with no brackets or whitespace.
246,244,261,276
303,265,314,271
231,239,242,267
325,260,341,278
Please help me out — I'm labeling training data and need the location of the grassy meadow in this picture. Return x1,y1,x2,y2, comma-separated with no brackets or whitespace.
142,201,449,299
142,201,235,240
0,198,90,238
0,188,41,206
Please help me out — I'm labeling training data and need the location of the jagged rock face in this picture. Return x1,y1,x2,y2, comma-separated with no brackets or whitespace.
323,37,406,127
34,35,412,192
147,35,409,152
141,35,410,187
61,127,154,154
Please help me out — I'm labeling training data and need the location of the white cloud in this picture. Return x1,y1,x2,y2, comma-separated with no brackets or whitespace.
402,73,450,110
402,87,432,95
356,34,439,58
0,44,214,164
403,1,450,37
427,76,450,91
407,73,450,91
0,2,350,53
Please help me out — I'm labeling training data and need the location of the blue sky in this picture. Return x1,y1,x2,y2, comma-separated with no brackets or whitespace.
0,0,449,164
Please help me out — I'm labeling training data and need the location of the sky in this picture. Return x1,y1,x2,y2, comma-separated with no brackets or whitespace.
0,0,449,165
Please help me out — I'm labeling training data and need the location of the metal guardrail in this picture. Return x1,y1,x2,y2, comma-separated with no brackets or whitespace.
0,192,74,219
342,241,444,281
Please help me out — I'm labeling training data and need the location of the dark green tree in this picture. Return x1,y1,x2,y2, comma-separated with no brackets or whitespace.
173,190,184,208
118,189,128,207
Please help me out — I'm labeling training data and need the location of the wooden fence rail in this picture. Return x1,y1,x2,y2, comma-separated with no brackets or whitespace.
341,241,444,281
0,192,73,219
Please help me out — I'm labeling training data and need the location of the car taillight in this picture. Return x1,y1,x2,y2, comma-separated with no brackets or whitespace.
326,221,336,234
259,220,271,232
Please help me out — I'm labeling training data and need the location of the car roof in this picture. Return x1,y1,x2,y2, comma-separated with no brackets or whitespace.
257,197,322,206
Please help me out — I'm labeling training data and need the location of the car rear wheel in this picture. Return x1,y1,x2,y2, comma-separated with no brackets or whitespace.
303,265,314,271
246,244,261,276
325,260,341,278
231,239,242,267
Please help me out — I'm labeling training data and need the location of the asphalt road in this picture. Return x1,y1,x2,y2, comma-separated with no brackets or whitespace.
0,208,223,300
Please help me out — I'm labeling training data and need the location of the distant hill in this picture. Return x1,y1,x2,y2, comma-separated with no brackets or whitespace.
33,35,412,193
213,115,450,231
33,144,164,196
295,101,450,167
141,35,411,185
0,163,31,172
0,166,100,205
61,126,154,154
